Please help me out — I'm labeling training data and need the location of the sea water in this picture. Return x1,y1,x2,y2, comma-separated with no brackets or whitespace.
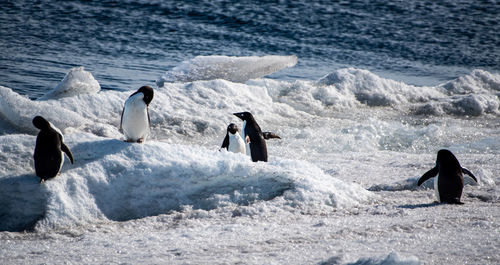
0,1,499,264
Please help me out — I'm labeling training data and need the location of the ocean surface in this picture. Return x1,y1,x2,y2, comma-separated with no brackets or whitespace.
1,0,499,98
1,1,499,264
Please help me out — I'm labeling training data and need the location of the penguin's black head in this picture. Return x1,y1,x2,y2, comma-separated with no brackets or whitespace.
233,112,253,121
436,149,460,168
132,86,154,105
32,116,50,130
227,123,238,134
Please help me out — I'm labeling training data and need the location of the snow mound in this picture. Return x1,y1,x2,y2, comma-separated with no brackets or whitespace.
442,69,500,94
317,68,443,108
39,67,100,100
156,55,297,86
315,68,499,116
0,86,91,134
0,133,373,231
2,67,498,141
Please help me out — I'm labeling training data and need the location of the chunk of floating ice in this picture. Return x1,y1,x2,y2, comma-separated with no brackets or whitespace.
156,55,298,86
38,66,100,100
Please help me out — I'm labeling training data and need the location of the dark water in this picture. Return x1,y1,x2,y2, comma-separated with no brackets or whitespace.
1,0,499,98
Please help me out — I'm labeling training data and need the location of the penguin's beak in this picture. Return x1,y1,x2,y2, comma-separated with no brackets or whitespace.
233,112,244,120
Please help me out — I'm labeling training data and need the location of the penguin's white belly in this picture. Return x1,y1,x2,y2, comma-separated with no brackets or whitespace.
49,121,66,172
58,151,64,173
228,133,246,154
122,98,149,141
434,173,441,202
241,120,251,157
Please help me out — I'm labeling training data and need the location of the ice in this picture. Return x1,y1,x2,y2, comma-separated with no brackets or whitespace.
0,65,499,264
156,55,298,86
0,132,373,232
1,67,498,138
344,252,421,265
442,69,500,94
38,67,100,100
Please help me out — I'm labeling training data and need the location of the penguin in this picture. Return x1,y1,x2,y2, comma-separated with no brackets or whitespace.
220,123,246,154
262,132,281,140
33,116,74,183
417,149,477,204
233,112,268,162
120,86,154,143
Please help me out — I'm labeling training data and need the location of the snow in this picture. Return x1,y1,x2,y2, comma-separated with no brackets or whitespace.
0,60,499,264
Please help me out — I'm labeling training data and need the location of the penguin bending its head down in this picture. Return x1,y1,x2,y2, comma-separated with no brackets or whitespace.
220,123,246,154
33,116,74,183
262,132,281,140
417,149,477,204
233,112,268,162
120,86,154,143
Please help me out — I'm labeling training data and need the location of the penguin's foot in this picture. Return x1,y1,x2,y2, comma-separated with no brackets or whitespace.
137,138,144,143
444,198,464,205
40,178,45,184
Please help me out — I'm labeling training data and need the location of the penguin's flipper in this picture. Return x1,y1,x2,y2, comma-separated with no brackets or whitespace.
417,166,438,186
147,108,151,129
220,135,229,150
119,107,124,132
61,142,74,164
462,167,478,183
262,132,281,140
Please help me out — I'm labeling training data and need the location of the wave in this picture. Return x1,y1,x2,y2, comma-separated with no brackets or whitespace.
0,133,373,231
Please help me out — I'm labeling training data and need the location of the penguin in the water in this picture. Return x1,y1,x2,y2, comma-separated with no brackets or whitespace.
417,149,477,204
220,123,246,154
233,112,268,162
120,86,154,143
33,116,74,183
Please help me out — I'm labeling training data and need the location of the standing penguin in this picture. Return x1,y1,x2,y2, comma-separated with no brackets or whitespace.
220,123,246,154
33,116,74,183
233,112,268,162
120,86,154,143
417,149,477,204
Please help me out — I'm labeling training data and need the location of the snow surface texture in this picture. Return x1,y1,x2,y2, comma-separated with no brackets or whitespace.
1,57,499,264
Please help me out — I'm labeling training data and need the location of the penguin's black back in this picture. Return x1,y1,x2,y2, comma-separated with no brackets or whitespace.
33,117,65,181
244,119,268,162
234,112,268,162
436,149,465,203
